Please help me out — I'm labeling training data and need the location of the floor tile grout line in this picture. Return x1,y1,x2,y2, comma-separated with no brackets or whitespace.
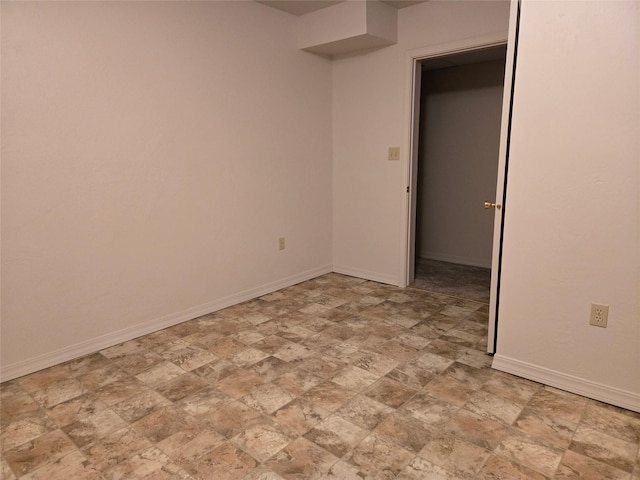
2,272,639,479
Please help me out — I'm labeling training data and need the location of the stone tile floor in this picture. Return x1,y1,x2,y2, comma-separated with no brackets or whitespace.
412,259,491,304
1,273,639,479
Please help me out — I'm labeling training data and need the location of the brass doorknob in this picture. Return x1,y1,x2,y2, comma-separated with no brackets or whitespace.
484,201,501,209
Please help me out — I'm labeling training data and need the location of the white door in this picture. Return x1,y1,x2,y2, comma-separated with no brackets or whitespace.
486,0,520,353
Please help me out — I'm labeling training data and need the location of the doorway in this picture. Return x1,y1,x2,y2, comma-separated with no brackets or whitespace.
411,47,507,304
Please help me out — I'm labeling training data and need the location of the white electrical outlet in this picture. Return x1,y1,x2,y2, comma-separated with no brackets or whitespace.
279,237,285,251
589,303,609,328
388,147,400,161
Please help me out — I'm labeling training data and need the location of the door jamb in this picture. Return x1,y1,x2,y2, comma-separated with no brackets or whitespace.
399,32,509,289
399,33,511,355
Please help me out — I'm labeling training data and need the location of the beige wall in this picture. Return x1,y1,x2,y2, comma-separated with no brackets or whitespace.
331,0,510,284
493,0,640,409
3,0,637,411
1,1,333,378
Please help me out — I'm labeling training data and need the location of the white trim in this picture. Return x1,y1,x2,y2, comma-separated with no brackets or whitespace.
332,264,399,286
399,31,510,289
0,264,332,382
492,354,640,413
418,254,491,269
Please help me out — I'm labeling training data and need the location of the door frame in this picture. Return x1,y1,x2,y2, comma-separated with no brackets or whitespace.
398,31,514,353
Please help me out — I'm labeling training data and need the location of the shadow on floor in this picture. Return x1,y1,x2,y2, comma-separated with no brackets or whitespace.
410,258,491,304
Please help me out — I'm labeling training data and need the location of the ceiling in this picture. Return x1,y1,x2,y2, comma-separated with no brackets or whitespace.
421,44,507,71
256,0,426,16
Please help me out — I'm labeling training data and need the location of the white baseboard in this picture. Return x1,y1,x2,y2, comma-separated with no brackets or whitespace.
332,264,399,287
492,354,640,413
418,253,491,269
0,264,332,383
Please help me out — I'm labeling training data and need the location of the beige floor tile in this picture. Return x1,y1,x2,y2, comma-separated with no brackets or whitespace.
395,456,452,480
365,377,417,409
324,460,364,480
515,405,578,450
481,371,540,407
20,450,103,480
64,354,113,377
418,431,491,477
201,400,264,439
476,453,549,480
163,345,218,372
155,372,209,402
1,412,57,453
62,408,128,448
441,361,491,390
330,365,380,391
45,393,109,428
233,329,267,346
80,426,151,471
377,340,419,363
304,415,368,458
581,400,640,444
336,395,395,431
345,433,414,480
272,369,323,397
569,425,638,473
111,388,172,423
423,339,469,362
386,363,436,390
247,356,292,383
3,429,76,477
1,273,639,479
135,361,185,387
192,357,238,383
527,386,588,426
272,398,330,436
423,374,475,407
205,337,247,358
17,367,72,394
99,340,145,361
265,437,338,479
175,386,230,417
412,351,455,375
103,446,193,480
252,335,295,355
352,351,398,377
272,343,314,363
300,381,355,412
217,369,265,398
241,382,295,415
464,389,523,426
131,405,194,444
400,393,459,428
30,379,86,410
163,428,226,467
76,365,130,391
555,450,632,480
112,351,166,376
0,390,41,429
232,348,271,368
93,376,150,407
495,428,565,477
232,418,296,463
443,408,509,451
374,412,433,454
1,456,17,480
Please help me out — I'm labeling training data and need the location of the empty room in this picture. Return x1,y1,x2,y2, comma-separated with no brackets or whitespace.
1,0,638,479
